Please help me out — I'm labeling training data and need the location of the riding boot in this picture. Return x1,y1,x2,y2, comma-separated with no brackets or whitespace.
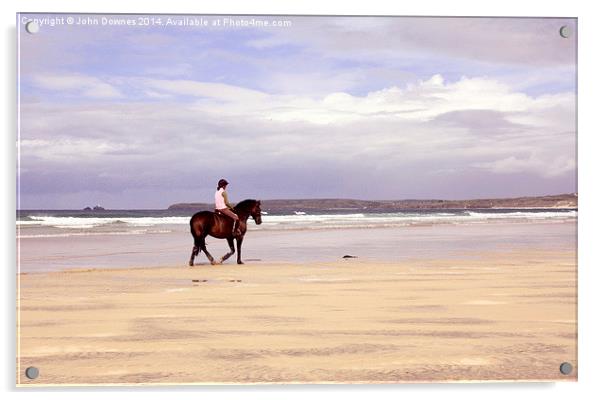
233,220,242,237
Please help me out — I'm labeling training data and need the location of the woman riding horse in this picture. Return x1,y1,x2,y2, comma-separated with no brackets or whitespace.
214,178,242,237
189,197,262,266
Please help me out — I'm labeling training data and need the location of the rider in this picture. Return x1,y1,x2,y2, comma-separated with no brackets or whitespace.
215,179,242,236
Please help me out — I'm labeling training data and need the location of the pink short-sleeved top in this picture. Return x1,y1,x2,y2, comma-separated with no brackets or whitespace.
215,188,227,209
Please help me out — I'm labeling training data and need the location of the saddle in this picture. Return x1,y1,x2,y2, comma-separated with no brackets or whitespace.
214,209,233,220
214,209,241,236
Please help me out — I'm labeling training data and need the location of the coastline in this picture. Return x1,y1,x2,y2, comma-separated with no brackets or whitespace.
166,193,578,212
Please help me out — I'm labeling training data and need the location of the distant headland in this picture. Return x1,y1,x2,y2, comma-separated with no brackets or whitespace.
168,193,577,212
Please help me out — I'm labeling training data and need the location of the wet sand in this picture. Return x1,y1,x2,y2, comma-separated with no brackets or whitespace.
18,221,576,272
17,248,577,385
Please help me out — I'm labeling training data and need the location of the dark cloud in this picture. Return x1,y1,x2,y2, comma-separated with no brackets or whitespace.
431,109,527,137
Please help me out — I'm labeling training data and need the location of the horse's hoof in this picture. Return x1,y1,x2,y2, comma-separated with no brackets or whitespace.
237,261,245,265
188,261,193,267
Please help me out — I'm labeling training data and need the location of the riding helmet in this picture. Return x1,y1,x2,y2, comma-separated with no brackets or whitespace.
218,179,229,188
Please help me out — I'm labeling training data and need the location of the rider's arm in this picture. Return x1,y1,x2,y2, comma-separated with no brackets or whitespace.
222,191,234,209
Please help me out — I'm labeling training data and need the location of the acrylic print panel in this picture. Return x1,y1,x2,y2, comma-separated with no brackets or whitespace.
16,13,577,385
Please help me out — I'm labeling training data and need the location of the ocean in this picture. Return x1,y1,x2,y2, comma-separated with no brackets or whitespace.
16,208,577,272
16,208,577,239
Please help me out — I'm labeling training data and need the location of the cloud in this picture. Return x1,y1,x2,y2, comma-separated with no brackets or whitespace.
19,15,576,101
16,14,577,207
19,138,134,161
145,63,194,78
475,153,576,178
432,109,525,137
31,74,123,98
142,78,269,102
131,74,572,132
247,17,576,67
242,17,576,97
19,72,576,206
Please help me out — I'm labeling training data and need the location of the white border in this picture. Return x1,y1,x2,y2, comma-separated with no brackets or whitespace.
2,1,600,399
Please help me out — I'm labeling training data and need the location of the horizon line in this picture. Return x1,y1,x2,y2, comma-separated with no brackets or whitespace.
16,192,578,211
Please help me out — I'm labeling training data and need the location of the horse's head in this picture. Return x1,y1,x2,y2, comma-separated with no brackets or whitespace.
250,200,262,225
235,199,263,225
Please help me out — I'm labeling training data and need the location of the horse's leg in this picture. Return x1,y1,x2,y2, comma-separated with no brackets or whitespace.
188,245,198,266
236,235,244,264
199,235,217,265
219,237,236,264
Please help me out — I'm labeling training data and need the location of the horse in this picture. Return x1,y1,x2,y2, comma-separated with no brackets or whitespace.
188,199,262,266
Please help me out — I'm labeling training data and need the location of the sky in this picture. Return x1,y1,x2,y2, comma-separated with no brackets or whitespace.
17,14,577,209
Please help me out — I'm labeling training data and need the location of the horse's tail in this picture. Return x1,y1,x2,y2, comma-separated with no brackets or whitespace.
188,212,209,266
189,212,203,247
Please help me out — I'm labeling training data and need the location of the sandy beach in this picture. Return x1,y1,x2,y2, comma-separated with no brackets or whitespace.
17,227,577,384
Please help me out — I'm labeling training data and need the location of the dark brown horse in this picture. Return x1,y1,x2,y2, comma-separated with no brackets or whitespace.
188,199,262,266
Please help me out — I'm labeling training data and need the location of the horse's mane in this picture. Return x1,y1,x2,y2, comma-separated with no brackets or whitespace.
234,199,258,211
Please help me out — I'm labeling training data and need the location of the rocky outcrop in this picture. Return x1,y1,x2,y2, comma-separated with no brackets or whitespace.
83,205,106,211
